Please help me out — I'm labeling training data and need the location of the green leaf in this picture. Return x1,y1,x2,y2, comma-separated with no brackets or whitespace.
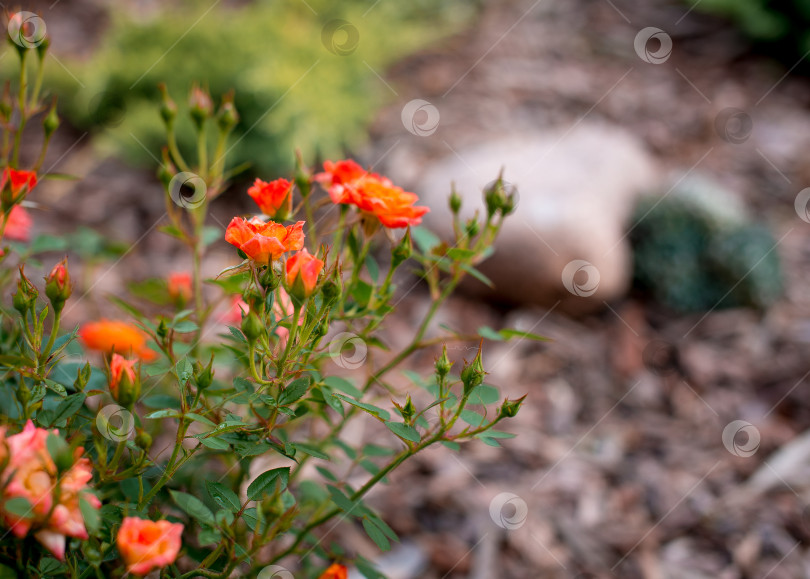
355,556,386,579
384,421,420,443
174,358,193,383
332,393,390,421
170,490,215,526
206,481,240,512
412,226,441,253
145,409,182,420
30,234,68,254
477,325,504,341
362,518,391,551
323,376,362,398
441,440,461,451
459,409,486,427
141,394,181,409
316,466,338,482
247,467,290,501
198,436,230,450
365,254,380,283
79,494,100,534
173,320,199,333
460,263,494,287
477,436,502,447
198,527,221,546
279,376,310,406
186,413,216,427
362,443,395,457
446,247,477,261
241,507,265,533
469,384,500,406
499,328,550,342
3,497,33,518
51,393,86,425
326,485,357,514
290,442,329,460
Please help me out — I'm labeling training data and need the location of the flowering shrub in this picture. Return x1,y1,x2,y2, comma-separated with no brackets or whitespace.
0,16,538,579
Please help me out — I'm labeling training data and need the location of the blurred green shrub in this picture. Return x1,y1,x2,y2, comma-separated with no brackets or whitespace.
630,178,783,312
42,0,474,174
687,0,810,65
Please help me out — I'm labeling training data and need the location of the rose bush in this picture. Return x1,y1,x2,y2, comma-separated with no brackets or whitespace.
0,13,539,578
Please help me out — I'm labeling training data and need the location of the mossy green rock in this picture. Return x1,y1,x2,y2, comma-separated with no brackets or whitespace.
630,178,783,312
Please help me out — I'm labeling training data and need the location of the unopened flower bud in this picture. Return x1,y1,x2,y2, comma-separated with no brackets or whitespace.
74,362,91,391
241,312,264,343
43,100,59,139
449,186,462,214
13,266,38,314
158,84,177,128
392,229,412,268
401,394,416,423
260,267,281,291
216,92,239,133
483,172,507,218
321,280,340,305
465,217,480,238
460,345,486,395
45,257,71,314
110,354,140,409
286,249,324,300
498,395,526,419
435,345,452,379
135,429,153,451
194,355,214,391
189,84,213,130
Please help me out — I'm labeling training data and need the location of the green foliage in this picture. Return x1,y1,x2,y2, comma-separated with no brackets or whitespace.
630,179,783,312
45,0,474,174
687,0,810,66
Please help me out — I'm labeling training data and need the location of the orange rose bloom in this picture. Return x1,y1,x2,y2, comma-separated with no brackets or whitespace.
318,563,348,579
79,320,157,361
0,421,100,561
286,248,324,298
316,159,428,228
167,272,192,303
225,217,305,265
2,205,32,242
117,517,184,576
1,168,37,198
247,178,293,218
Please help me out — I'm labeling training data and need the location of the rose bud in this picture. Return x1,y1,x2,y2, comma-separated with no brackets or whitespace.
45,258,72,314
109,353,139,409
318,563,348,579
247,178,294,221
167,272,192,306
286,248,324,300
117,517,184,576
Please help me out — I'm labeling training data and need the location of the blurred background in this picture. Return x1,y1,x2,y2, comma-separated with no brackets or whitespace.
13,0,810,576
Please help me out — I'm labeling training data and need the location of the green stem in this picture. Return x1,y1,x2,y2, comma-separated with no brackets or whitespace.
11,51,27,168
41,310,60,360
275,301,302,376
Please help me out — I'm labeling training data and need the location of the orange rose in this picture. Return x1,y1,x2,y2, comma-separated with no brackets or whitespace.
167,272,192,303
247,178,293,219
318,563,348,579
286,248,324,298
316,159,428,228
1,168,37,198
0,421,100,560
2,205,32,242
117,517,184,576
79,320,157,362
225,217,305,265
